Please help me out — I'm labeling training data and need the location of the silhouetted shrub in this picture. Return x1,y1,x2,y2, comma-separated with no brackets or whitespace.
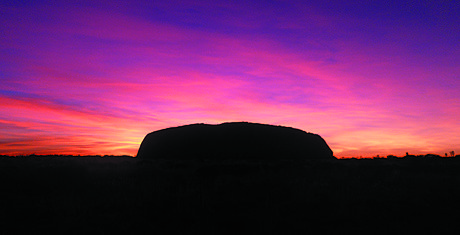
424,154,442,158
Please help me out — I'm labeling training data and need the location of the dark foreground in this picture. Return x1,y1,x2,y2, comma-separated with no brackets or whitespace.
1,156,460,234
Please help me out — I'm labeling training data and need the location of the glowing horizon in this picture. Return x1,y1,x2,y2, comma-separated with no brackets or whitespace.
1,1,459,157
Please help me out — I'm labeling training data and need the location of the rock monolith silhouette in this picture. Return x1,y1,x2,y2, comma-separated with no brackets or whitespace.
136,122,334,159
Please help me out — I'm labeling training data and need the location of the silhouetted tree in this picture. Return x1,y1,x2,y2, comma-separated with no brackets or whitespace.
450,151,455,157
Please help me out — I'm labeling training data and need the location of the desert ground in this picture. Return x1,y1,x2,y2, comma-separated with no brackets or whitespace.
1,155,459,234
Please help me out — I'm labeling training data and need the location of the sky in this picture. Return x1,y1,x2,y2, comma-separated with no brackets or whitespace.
1,0,459,157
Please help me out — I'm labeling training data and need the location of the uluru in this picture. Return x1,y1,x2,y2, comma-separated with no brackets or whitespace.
136,122,334,160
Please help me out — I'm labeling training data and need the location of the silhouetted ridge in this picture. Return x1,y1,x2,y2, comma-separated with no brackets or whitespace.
137,122,334,159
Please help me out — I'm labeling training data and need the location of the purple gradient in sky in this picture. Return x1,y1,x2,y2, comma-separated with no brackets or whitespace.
1,0,459,157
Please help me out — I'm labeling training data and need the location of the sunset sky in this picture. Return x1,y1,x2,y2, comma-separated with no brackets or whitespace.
1,0,459,157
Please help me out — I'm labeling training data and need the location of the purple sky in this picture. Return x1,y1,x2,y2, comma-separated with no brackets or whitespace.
1,0,459,157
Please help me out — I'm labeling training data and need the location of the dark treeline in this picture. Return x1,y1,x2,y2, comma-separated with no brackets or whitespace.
340,153,460,159
3,153,460,159
3,152,459,159
0,154,134,158
1,156,460,234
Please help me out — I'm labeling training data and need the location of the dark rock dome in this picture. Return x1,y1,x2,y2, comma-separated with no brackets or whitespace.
136,122,334,160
